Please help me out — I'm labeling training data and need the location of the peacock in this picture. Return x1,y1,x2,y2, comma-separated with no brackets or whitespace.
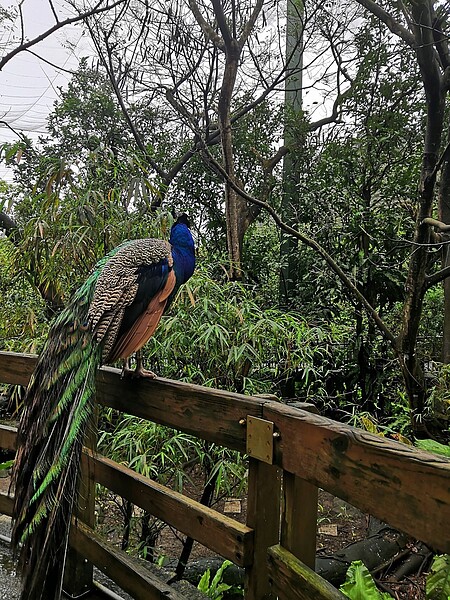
11,214,195,600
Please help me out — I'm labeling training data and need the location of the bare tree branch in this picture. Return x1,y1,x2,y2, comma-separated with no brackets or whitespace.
426,264,450,288
188,0,225,50
24,49,76,74
0,0,126,71
426,138,450,185
423,217,450,232
309,94,343,131
89,27,168,183
238,0,264,49
211,0,233,48
431,3,450,70
355,0,415,47
201,144,398,349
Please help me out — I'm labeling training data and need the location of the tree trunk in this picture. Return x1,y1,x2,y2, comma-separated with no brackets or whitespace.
396,0,446,430
439,133,450,363
218,44,242,280
280,0,303,307
399,161,440,427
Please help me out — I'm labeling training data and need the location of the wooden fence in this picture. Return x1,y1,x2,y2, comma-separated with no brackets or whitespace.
0,350,449,600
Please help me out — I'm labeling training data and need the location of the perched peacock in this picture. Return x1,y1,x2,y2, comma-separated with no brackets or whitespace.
11,214,195,600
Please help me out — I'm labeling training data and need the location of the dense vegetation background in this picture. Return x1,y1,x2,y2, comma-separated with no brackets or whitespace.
1,0,450,568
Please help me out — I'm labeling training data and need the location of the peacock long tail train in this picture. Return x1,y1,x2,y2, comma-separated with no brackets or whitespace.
11,216,195,600
11,266,104,600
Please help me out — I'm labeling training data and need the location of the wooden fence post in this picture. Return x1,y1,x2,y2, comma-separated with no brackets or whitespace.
245,458,281,600
281,472,318,570
62,407,98,597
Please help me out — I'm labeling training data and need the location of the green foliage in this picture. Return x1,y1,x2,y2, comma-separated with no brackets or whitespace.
98,412,246,561
418,287,445,364
2,181,175,319
0,459,14,471
197,560,241,599
416,439,450,458
277,14,427,425
1,62,175,313
242,219,280,306
0,238,49,353
340,561,391,600
145,259,331,398
426,360,450,425
99,414,200,489
426,555,450,600
98,411,246,497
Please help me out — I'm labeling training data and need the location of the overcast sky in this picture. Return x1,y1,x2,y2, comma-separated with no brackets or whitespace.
0,0,92,180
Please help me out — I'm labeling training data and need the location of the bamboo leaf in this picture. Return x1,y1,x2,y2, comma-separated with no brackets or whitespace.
426,555,450,600
340,561,391,599
416,440,450,458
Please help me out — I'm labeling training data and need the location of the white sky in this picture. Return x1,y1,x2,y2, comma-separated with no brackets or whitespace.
0,0,91,180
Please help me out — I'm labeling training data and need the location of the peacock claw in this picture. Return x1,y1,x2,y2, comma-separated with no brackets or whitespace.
135,366,157,379
121,356,156,379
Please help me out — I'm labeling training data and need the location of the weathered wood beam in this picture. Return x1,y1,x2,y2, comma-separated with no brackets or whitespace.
0,424,17,451
95,366,264,452
245,459,281,600
0,351,36,386
264,402,450,553
0,351,268,452
69,520,187,600
2,351,450,556
82,449,253,567
0,491,13,517
281,473,318,569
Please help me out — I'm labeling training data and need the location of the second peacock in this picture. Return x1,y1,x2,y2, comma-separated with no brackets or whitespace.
11,214,196,600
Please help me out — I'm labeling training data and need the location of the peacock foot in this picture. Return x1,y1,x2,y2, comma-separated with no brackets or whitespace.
121,355,156,379
134,365,157,379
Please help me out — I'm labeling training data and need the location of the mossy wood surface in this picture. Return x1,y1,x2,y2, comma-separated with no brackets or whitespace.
267,544,347,600
0,351,267,452
95,366,264,452
0,491,13,516
245,458,281,600
0,424,16,451
281,473,318,569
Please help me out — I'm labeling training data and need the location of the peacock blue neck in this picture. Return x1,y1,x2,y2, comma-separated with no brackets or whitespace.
170,223,196,284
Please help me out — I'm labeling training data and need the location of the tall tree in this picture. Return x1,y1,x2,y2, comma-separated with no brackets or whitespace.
280,0,304,305
352,0,450,426
188,0,264,279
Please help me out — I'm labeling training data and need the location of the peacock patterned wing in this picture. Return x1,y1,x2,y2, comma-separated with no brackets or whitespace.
86,238,174,363
106,269,176,362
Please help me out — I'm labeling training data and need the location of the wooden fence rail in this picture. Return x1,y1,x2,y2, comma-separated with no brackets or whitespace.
1,351,450,599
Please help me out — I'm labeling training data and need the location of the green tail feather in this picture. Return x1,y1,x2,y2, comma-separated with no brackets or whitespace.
30,356,98,508
10,249,119,600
